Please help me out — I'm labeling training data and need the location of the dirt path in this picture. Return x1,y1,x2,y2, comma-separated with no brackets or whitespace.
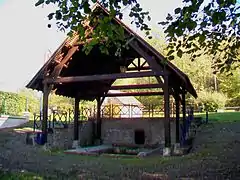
0,122,240,179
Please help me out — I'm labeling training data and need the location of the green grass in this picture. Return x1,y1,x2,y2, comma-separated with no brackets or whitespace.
2,111,240,179
196,112,240,123
0,171,43,180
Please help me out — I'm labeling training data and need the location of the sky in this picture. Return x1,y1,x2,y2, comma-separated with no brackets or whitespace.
0,0,181,93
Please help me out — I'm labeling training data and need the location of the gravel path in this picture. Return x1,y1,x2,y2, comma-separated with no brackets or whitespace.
0,122,240,179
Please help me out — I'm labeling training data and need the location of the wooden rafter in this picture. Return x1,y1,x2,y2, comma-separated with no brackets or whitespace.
50,46,79,79
130,61,138,69
138,57,141,71
129,39,168,74
140,60,148,68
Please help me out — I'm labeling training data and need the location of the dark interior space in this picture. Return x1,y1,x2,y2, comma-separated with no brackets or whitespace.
134,129,145,145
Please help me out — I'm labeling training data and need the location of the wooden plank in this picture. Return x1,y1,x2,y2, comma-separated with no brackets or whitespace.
44,71,164,84
105,91,164,97
110,84,163,90
74,97,80,141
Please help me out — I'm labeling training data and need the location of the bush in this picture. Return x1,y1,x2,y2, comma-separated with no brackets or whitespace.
226,94,240,107
195,91,227,112
0,91,26,116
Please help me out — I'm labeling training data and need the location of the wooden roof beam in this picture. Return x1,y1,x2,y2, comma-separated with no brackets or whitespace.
105,91,164,97
110,84,163,90
44,71,165,84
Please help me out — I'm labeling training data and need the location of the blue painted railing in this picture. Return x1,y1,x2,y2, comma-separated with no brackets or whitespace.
180,107,194,146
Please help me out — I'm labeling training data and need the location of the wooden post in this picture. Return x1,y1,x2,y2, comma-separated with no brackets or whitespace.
42,83,51,144
96,97,102,142
74,97,80,141
175,94,180,144
206,110,208,124
164,72,171,149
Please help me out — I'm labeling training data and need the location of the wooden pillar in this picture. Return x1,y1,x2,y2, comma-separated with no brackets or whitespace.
74,97,80,141
175,94,180,144
96,97,101,141
42,84,51,143
164,73,171,148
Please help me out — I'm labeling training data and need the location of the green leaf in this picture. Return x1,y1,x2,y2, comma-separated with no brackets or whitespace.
177,49,183,58
35,0,44,6
199,34,206,43
167,49,174,56
174,8,181,14
187,21,197,31
83,2,91,14
55,11,62,20
48,13,55,20
168,55,174,60
158,21,169,26
166,13,173,21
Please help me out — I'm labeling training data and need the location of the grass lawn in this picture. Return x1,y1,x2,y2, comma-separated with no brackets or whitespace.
1,112,240,179
0,171,43,180
196,111,240,123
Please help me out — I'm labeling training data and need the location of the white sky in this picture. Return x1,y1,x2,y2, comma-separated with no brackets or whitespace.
0,0,181,92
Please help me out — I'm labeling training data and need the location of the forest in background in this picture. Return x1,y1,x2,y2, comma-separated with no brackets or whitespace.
0,32,239,116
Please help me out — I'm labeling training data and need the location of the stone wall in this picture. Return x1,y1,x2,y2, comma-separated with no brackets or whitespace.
47,121,95,149
47,124,75,149
101,118,176,147
46,118,177,149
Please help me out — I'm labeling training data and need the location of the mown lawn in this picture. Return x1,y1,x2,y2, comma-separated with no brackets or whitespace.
196,111,240,123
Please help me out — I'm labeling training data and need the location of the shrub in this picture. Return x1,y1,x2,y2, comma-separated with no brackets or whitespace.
225,94,240,107
195,91,227,112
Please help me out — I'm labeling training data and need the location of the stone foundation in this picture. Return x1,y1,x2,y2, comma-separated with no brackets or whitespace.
101,118,176,147
47,121,95,149
47,125,75,149
45,118,178,150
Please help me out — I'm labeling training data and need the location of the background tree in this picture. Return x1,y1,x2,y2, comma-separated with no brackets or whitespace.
159,0,240,72
49,93,74,112
18,88,40,113
218,69,240,106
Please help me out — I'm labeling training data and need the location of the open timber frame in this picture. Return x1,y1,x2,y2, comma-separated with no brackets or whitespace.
26,3,197,153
